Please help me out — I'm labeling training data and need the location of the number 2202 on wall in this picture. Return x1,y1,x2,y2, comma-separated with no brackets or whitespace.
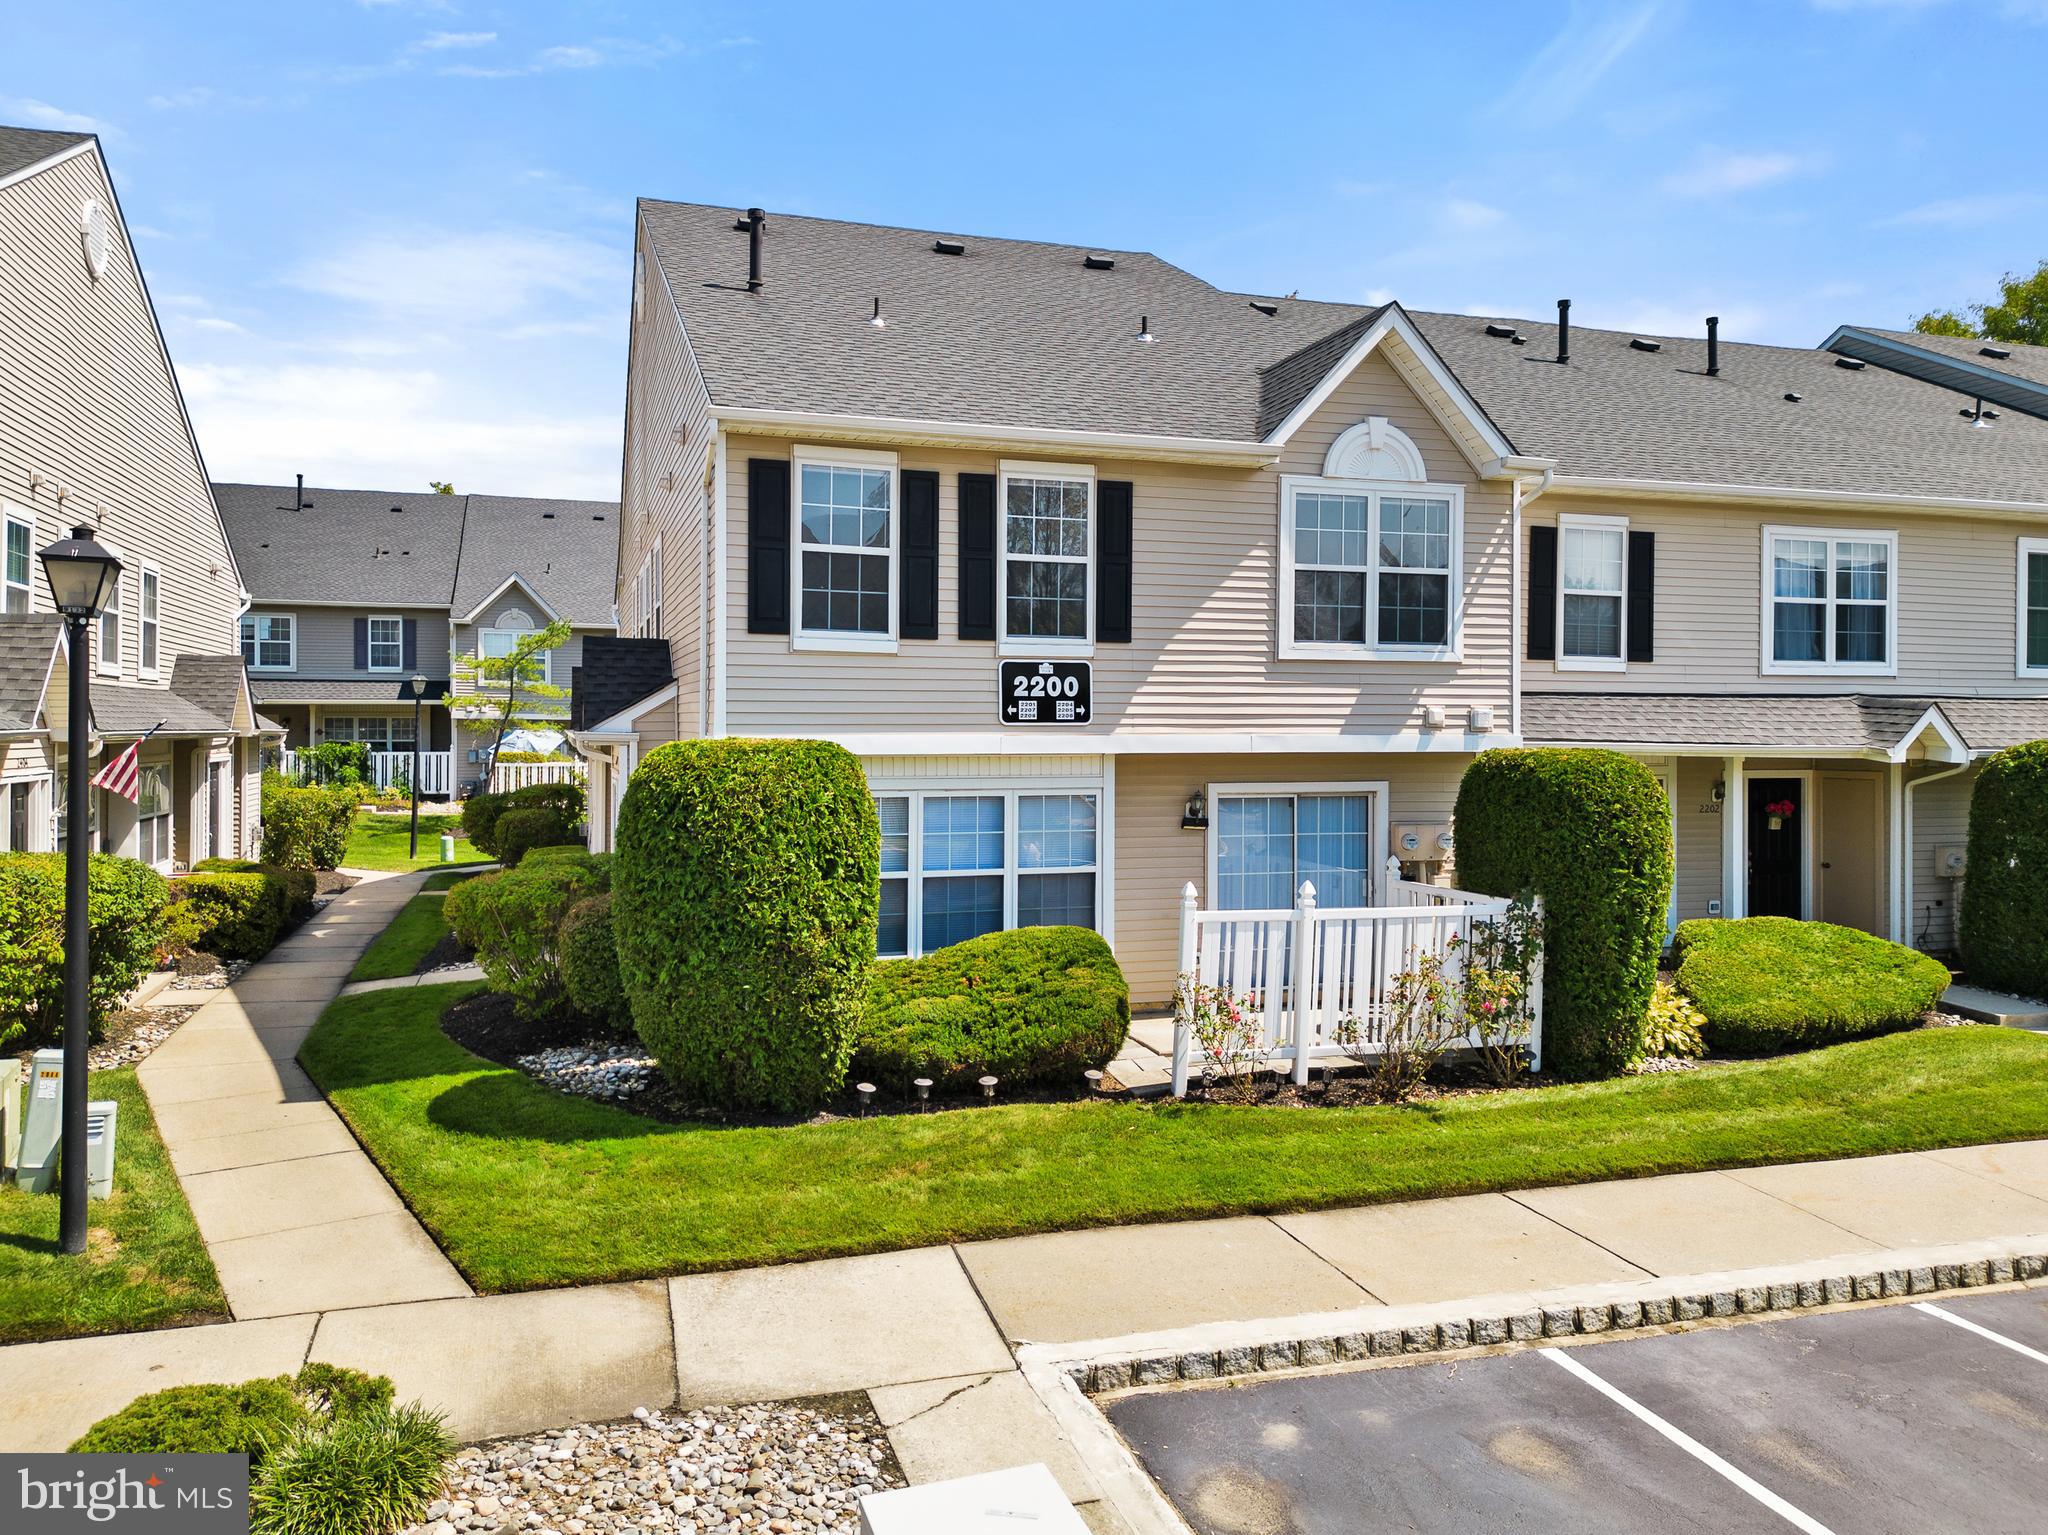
999,660,1092,725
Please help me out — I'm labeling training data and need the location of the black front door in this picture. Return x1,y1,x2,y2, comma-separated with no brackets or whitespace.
1748,777,1804,919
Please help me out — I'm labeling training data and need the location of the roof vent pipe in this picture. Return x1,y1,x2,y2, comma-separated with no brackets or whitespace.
295,473,305,512
1555,299,1570,365
1706,315,1720,377
745,208,765,291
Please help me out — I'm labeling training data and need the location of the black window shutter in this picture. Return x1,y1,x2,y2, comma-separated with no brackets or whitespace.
900,470,940,640
958,472,997,641
747,459,791,635
1097,480,1134,644
401,618,418,671
1626,530,1655,664
1527,525,1558,661
353,617,368,670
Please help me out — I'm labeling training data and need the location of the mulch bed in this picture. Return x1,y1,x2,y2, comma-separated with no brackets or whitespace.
418,928,474,974
315,870,358,896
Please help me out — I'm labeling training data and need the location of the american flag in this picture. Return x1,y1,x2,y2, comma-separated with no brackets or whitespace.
90,721,165,803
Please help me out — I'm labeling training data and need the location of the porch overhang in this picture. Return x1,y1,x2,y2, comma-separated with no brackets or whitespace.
1522,692,2029,764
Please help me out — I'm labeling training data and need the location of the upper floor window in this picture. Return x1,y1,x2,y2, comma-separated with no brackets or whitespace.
2021,539,2048,677
3,507,32,614
1559,514,1627,669
97,565,123,677
1278,476,1461,660
794,448,896,649
482,612,548,683
367,615,403,671
1763,526,1896,676
1001,462,1093,651
241,613,295,670
139,565,161,677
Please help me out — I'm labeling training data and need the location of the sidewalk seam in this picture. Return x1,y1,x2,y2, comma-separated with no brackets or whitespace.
1263,1214,1386,1306
1500,1189,1660,1280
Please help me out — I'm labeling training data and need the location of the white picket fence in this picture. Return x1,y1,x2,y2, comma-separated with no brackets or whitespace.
488,760,585,793
1172,857,1542,1094
281,748,450,797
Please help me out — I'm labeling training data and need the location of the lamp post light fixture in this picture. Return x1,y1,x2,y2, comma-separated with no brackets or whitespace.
38,525,122,1257
407,673,427,859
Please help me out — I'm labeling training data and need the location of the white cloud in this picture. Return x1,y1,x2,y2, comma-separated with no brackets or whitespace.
146,85,262,111
1659,147,1820,198
1877,192,2045,227
1610,301,1772,339
1494,2,1670,127
188,316,248,334
0,95,117,138
1441,198,1508,232
287,227,618,327
411,31,497,52
1810,0,2048,18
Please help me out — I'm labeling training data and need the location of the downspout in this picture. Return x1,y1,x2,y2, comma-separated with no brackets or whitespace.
1509,467,1555,744
1901,758,1972,952
712,426,729,738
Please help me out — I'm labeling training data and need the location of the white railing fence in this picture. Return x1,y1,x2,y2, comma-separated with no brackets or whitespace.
279,748,451,798
489,760,585,794
1172,857,1542,1095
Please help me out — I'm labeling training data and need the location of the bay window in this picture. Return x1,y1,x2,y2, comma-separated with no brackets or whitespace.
870,786,1101,957
1279,477,1461,659
1214,787,1378,910
241,613,295,670
795,448,895,647
1559,514,1627,668
1000,463,1093,649
2021,539,2048,676
1763,527,1896,675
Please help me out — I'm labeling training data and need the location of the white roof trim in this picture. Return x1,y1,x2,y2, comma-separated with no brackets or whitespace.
462,573,561,626
735,727,1516,756
1552,474,2048,518
710,407,1277,466
1823,325,2047,400
0,134,95,195
582,681,677,735
1887,703,1970,764
1261,306,1518,468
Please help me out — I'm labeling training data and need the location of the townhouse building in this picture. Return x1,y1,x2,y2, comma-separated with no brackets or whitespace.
576,201,2048,1004
1,125,264,871
214,482,618,798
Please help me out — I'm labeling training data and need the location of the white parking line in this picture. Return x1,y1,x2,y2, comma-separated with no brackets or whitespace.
1912,1301,2048,1365
1542,1348,1839,1535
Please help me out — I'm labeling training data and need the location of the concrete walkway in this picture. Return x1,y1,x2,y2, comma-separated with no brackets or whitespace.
135,867,470,1320
1944,981,2048,1029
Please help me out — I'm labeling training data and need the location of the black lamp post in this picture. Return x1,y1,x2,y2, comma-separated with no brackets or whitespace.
39,525,122,1257
407,673,427,860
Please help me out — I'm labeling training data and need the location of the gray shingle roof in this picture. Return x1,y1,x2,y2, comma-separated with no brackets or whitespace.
248,678,450,705
571,637,671,729
169,654,249,731
213,483,469,606
1521,692,2047,754
0,125,91,183
453,495,619,627
1858,327,2048,391
91,682,230,737
0,614,63,733
639,199,1377,442
1824,326,2048,424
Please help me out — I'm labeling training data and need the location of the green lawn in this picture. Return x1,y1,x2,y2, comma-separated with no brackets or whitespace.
0,1068,229,1343
343,812,492,873
349,869,487,981
301,983,2048,1294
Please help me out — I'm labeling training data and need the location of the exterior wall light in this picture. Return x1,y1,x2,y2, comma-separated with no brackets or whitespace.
1181,791,1208,830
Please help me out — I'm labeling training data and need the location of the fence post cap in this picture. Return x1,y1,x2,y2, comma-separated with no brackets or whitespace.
1180,881,1199,902
1297,879,1317,904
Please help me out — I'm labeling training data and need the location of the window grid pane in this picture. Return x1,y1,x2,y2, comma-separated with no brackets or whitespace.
1005,477,1088,640
922,874,1004,949
1294,569,1366,644
1296,795,1371,908
1018,794,1096,870
878,878,909,956
799,463,892,635
6,520,32,613
1562,593,1622,659
1018,871,1095,929
921,795,1004,873
2029,552,2048,669
1217,796,1296,911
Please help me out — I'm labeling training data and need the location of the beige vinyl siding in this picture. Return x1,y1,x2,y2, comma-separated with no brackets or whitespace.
0,146,243,669
1530,494,2048,697
1907,761,1974,951
720,353,1514,739
449,604,592,696
1672,756,1725,922
245,606,449,679
1113,751,1470,1007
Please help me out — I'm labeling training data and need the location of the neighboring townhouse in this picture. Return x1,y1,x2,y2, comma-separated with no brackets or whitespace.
214,482,618,797
1822,325,2048,424
0,125,264,870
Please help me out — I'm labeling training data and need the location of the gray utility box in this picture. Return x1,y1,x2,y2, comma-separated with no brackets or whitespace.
86,1100,119,1199
16,1048,63,1194
0,1057,20,1177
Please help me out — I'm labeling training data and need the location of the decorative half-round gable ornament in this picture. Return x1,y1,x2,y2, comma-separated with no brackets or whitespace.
80,198,113,281
1322,416,1428,482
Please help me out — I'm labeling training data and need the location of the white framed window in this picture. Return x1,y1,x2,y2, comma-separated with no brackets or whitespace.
96,558,123,677
1558,513,1627,670
367,614,404,671
137,763,172,870
2020,538,2048,677
481,620,548,684
139,563,162,677
1761,526,1897,676
3,505,33,614
241,612,296,670
1,776,48,852
870,785,1103,958
322,715,357,743
792,446,897,652
999,460,1094,654
1207,781,1388,910
1278,476,1462,660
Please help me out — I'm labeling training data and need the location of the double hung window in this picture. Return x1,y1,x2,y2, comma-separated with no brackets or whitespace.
1559,515,1627,667
137,764,172,868
2021,539,2048,676
1764,527,1896,674
97,569,122,676
3,509,31,614
241,614,295,670
140,566,161,676
1001,464,1093,648
367,615,403,671
1280,478,1460,658
795,449,895,646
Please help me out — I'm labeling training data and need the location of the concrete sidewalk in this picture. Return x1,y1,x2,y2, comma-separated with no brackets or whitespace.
135,867,470,1320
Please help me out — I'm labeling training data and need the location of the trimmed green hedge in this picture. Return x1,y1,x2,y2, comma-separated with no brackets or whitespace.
260,781,358,869
461,781,586,858
70,1364,392,1462
0,852,170,1052
613,738,878,1114
175,860,317,961
1959,742,2048,997
1453,748,1674,1078
559,892,629,1033
494,807,577,867
445,852,609,1017
854,927,1129,1092
1674,917,1951,1053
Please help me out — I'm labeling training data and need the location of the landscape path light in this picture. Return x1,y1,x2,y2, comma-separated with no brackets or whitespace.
914,1077,932,1110
979,1075,998,1104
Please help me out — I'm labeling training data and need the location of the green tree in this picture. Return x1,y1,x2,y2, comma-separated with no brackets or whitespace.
429,481,455,495
449,620,570,778
1913,259,2048,344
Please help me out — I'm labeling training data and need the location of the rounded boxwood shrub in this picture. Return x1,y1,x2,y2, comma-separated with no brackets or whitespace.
493,806,576,867
69,1365,391,1464
1674,916,1951,1053
460,789,513,856
1453,748,1674,1078
259,781,358,869
445,854,608,1017
0,852,170,1052
560,892,629,1033
1959,741,2048,998
853,926,1130,1092
613,739,878,1114
172,872,290,961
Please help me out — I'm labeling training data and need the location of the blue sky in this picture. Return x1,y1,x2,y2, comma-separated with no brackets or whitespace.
7,0,2047,499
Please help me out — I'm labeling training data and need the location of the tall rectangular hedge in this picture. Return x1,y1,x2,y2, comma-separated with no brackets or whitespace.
1960,742,2048,997
1452,748,1674,1078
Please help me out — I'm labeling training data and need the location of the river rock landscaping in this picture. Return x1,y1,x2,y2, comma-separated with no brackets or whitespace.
400,1400,900,1535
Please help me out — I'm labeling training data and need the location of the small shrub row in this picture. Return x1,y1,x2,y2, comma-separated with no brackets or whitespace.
460,781,586,858
445,850,611,1018
171,861,318,962
1673,916,1951,1053
494,806,578,867
260,777,359,870
0,852,170,1052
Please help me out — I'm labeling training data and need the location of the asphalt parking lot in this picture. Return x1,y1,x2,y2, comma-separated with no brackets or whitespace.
1106,1288,2048,1534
